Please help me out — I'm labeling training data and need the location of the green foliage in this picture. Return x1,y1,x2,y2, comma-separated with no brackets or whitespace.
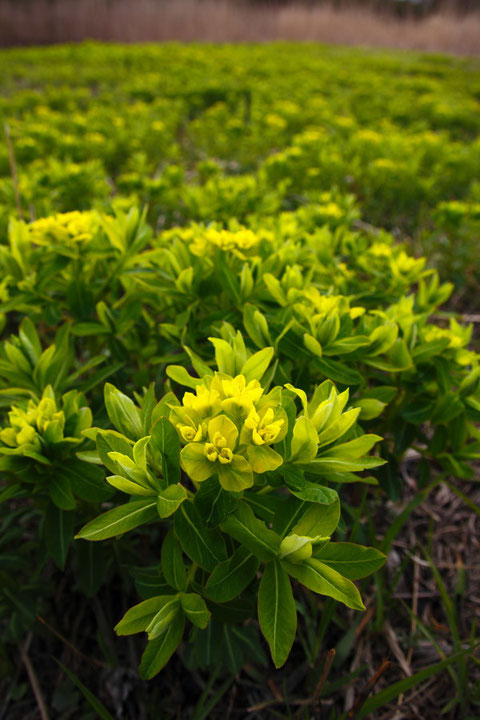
0,41,479,716
75,339,384,675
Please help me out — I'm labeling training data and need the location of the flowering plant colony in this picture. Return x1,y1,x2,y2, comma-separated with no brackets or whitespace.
0,43,479,696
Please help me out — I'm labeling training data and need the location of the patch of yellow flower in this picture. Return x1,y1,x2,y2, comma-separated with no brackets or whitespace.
169,373,287,492
189,228,260,259
29,211,99,246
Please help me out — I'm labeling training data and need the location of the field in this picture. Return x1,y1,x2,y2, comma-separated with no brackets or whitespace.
0,43,480,719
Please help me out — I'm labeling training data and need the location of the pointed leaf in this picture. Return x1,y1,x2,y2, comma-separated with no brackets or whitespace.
241,347,274,383
220,502,281,561
283,557,365,610
139,612,185,679
291,498,340,538
157,484,188,518
150,417,180,485
161,530,187,591
181,594,211,629
104,383,142,440
76,499,158,541
258,561,296,668
115,596,169,636
174,502,227,571
312,542,386,580
205,546,260,602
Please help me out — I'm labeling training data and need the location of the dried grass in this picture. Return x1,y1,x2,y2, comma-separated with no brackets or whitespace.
0,0,479,55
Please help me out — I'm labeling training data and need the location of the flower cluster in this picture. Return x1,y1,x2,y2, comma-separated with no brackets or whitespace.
189,228,260,259
28,211,99,247
0,386,92,460
0,393,64,452
170,373,287,492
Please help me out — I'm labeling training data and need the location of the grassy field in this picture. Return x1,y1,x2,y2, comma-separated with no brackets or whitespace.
0,43,479,719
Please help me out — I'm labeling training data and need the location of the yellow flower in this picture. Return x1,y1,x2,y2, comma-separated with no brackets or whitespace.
189,228,259,259
219,375,264,417
36,397,64,433
16,426,37,446
180,414,253,492
242,407,284,446
182,385,221,419
0,427,18,447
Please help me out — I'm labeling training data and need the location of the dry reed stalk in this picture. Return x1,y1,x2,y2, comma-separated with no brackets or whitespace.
0,0,479,55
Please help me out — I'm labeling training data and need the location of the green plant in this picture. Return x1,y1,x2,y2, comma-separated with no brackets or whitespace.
76,334,386,676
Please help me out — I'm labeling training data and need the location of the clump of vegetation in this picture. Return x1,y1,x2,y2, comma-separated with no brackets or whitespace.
0,42,479,719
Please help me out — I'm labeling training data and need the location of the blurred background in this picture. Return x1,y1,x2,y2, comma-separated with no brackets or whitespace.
1,0,479,54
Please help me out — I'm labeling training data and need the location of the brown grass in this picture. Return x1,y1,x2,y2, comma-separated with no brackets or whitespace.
0,0,479,55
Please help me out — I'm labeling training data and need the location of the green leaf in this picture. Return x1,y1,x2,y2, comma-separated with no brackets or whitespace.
324,335,370,355
208,337,236,376
19,317,42,366
284,469,339,506
76,499,158,541
291,499,340,538
107,474,155,497
104,383,142,440
279,534,313,563
108,453,147,484
258,560,296,668
96,430,133,475
263,273,287,306
150,417,180,485
304,456,386,473
194,475,238,528
157,484,188,518
115,596,169,636
183,346,213,377
146,597,181,638
45,505,74,569
304,332,323,357
139,612,185,679
322,471,379,485
133,568,172,600
355,398,387,420
367,322,398,357
205,546,260,602
61,459,113,503
289,417,318,464
316,407,360,448
241,347,274,383
220,502,281,561
49,474,76,511
312,542,386,579
319,434,382,460
218,453,254,492
151,392,179,425
133,435,150,471
243,304,270,348
215,250,241,303
161,530,187,591
283,557,365,610
181,593,211,629
166,365,202,389
246,444,283,473
314,357,363,386
174,502,227,571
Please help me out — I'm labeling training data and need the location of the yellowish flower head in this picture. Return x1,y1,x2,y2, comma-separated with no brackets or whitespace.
189,228,259,259
29,211,98,246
